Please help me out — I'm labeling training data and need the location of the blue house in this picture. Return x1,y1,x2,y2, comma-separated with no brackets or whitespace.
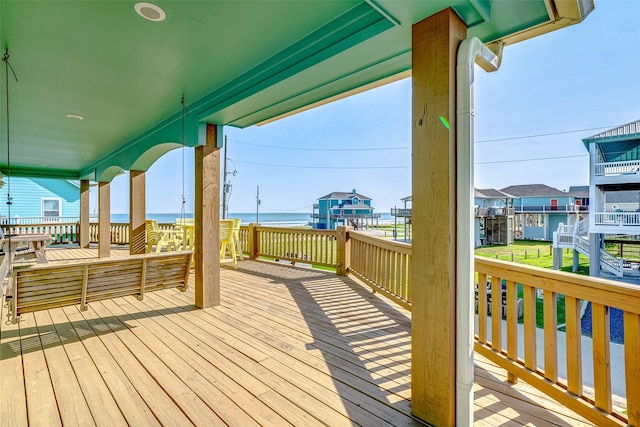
0,177,80,223
501,184,580,240
311,189,380,230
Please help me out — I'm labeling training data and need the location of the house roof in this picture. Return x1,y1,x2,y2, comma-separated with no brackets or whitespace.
583,119,640,147
475,188,513,199
500,184,569,198
0,1,593,182
319,192,371,201
568,185,589,198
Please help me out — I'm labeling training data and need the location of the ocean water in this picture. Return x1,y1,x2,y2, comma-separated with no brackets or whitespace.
109,212,393,226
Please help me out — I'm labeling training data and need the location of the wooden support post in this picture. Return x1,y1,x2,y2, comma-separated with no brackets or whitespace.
194,123,220,308
129,170,146,255
411,8,466,426
248,223,258,259
336,226,351,276
98,182,110,258
79,180,90,248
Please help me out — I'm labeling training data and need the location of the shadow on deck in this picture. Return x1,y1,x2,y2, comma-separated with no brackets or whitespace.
0,247,594,426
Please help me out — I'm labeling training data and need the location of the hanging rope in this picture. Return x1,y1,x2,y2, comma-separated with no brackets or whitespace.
180,95,189,222
2,49,18,272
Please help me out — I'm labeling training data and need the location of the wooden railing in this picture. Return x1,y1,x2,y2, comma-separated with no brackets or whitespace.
3,222,78,245
475,257,637,427
87,222,131,245
243,225,339,268
348,231,411,310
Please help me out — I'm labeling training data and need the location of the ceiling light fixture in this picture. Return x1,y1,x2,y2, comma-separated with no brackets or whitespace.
66,114,84,120
135,2,166,22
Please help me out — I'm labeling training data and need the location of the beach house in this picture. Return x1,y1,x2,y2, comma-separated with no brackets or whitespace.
0,177,80,223
501,184,581,240
554,120,640,278
312,189,379,230
392,189,515,246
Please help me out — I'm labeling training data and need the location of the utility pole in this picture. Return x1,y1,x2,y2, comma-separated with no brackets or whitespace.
222,135,228,219
221,135,237,219
256,186,261,223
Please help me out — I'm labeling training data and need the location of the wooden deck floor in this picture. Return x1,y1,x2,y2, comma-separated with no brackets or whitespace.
1,247,595,426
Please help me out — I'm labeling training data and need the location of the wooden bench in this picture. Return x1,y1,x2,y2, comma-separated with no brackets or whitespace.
10,250,193,324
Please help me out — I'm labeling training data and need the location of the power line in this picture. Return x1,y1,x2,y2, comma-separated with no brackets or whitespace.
234,160,409,169
228,124,621,152
476,154,589,165
229,138,409,151
475,125,618,144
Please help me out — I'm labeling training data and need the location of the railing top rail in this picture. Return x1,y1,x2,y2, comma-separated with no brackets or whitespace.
348,230,412,254
475,256,640,314
254,225,338,236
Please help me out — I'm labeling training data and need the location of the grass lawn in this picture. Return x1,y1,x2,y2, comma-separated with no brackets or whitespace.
475,240,589,274
475,240,588,328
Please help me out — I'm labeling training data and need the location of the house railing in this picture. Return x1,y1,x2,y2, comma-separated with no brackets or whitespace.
310,213,381,219
390,208,412,216
2,222,79,245
0,215,82,225
240,224,339,268
347,231,411,310
595,159,640,176
475,257,637,427
594,212,640,226
516,205,585,212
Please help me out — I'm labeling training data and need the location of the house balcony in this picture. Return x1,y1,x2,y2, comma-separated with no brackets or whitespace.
2,224,637,426
593,159,640,187
515,205,586,214
310,213,381,220
476,207,515,217
391,208,412,217
590,211,640,234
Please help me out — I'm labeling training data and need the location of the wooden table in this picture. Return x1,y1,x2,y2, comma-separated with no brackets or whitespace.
0,233,52,294
175,223,195,250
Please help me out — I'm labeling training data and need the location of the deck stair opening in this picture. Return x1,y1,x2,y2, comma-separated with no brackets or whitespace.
553,217,624,277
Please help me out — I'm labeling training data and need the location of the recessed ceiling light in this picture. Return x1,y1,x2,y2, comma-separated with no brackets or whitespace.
135,2,166,22
66,114,84,120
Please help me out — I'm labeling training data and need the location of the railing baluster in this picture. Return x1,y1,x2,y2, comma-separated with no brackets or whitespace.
506,279,518,383
477,273,487,343
592,303,612,413
625,311,640,426
491,277,502,351
543,290,558,383
565,296,583,395
523,284,537,371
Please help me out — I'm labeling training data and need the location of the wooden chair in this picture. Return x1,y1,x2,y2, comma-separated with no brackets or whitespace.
230,217,244,261
219,219,237,269
145,219,181,253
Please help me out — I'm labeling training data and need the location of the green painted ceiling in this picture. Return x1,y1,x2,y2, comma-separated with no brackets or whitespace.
0,0,592,181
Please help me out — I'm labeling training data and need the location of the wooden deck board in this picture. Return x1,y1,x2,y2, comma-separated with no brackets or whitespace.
0,292,29,427
1,248,598,426
31,309,96,427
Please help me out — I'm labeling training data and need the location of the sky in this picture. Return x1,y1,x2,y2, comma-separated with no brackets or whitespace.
103,0,640,215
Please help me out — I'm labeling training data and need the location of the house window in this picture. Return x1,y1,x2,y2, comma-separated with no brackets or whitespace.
41,198,61,221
